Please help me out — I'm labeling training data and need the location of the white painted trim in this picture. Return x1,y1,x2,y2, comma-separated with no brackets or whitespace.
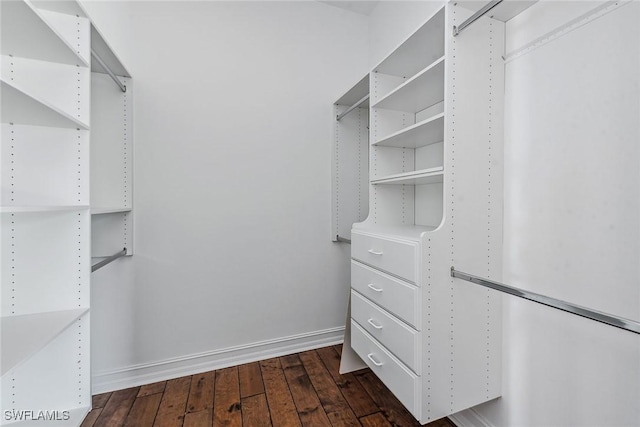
449,408,495,427
92,326,345,394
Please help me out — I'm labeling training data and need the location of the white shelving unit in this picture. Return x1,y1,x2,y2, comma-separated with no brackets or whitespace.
1,0,92,423
348,3,511,423
1,1,131,424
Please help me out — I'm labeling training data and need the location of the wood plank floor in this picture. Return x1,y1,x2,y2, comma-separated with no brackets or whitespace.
82,345,456,427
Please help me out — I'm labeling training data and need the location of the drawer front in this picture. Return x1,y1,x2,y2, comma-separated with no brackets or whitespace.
351,260,419,328
351,232,418,283
351,320,420,418
351,291,420,373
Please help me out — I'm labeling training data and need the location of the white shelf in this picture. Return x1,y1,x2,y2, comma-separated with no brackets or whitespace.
91,207,132,215
90,24,130,77
1,79,89,129
1,308,89,376
374,6,445,78
457,0,538,22
0,0,88,66
5,406,91,426
353,223,438,241
372,167,444,185
336,74,369,107
0,205,89,213
373,57,445,113
373,113,445,148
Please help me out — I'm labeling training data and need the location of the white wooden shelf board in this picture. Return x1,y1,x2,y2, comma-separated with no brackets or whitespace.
374,6,445,78
0,205,89,213
1,79,89,129
90,25,130,77
1,308,89,376
353,224,438,241
91,207,132,215
0,0,88,66
373,113,445,148
5,406,91,426
31,0,87,18
457,0,538,22
372,167,444,185
373,57,445,113
336,74,369,107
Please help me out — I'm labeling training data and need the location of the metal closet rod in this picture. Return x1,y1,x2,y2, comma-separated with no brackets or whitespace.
453,0,504,36
92,248,127,272
91,48,126,92
336,235,351,244
451,267,640,335
336,94,370,121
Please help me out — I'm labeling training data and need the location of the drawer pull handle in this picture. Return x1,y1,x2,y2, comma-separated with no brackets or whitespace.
367,353,383,367
367,318,383,329
367,249,383,255
367,284,383,292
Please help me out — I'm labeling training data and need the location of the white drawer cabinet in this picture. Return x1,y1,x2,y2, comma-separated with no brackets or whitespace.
351,320,420,418
351,290,420,373
351,231,418,283
351,260,420,328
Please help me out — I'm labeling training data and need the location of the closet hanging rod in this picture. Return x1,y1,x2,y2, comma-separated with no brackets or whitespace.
91,48,127,92
453,0,504,36
451,267,640,335
336,94,370,121
92,248,127,273
336,235,351,244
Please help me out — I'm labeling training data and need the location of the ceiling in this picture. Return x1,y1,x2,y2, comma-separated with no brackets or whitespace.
318,1,380,16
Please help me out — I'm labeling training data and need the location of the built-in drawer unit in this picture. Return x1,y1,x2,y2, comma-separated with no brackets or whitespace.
351,260,419,328
351,320,420,418
351,232,418,283
351,291,420,373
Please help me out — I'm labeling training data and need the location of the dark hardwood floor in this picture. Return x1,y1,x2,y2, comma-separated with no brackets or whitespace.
82,344,455,427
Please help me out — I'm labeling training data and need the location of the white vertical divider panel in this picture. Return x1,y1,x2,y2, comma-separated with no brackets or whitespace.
424,5,504,419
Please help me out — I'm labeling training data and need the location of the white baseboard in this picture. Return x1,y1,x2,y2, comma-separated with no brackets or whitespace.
449,408,495,427
92,326,345,394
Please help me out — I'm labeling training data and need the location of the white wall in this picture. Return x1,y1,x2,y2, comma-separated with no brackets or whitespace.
369,1,640,426
84,1,369,392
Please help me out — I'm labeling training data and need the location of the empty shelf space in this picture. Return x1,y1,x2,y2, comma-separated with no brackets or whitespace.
1,80,89,129
1,308,89,376
0,205,89,213
372,167,444,185
91,207,132,215
0,0,88,66
373,113,444,148
373,57,444,113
